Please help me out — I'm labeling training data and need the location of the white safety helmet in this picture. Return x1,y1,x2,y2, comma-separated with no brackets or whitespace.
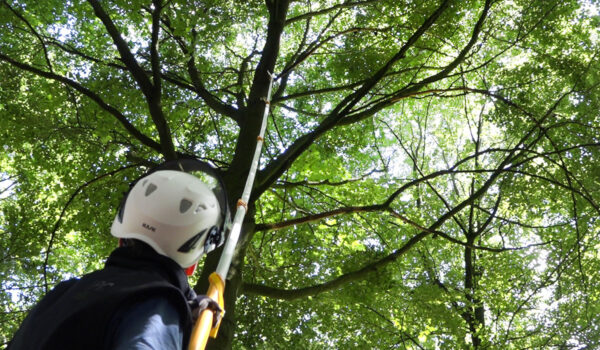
111,160,230,269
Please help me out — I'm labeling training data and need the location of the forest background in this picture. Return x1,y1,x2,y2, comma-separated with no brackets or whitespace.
1,0,599,349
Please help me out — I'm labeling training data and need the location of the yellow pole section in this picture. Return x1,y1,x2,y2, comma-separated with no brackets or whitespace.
188,272,225,350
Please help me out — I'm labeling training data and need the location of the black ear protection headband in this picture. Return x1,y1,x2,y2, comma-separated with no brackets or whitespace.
116,158,231,253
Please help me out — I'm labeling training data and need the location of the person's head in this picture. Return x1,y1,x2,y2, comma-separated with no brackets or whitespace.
111,160,230,275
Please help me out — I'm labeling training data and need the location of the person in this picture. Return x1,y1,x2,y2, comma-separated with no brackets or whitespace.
8,159,230,350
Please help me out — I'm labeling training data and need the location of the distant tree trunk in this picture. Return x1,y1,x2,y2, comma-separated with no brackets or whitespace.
464,239,485,348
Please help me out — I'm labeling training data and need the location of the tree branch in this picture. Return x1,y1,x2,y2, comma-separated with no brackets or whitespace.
226,0,290,192
273,168,383,188
244,86,555,300
281,26,389,79
0,53,162,153
43,36,127,71
2,0,54,72
285,0,380,25
243,157,507,300
87,0,176,160
255,0,452,198
159,14,240,122
86,0,153,96
255,203,384,231
150,0,162,96
339,0,493,126
248,0,291,104
273,66,434,104
43,164,139,292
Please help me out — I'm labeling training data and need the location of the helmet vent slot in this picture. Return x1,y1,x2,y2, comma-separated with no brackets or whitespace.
180,199,193,213
145,183,157,196
195,203,207,213
178,229,207,253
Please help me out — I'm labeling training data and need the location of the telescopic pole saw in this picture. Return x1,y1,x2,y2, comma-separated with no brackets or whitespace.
188,72,274,350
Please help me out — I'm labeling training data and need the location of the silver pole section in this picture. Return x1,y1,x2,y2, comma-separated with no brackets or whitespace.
216,72,274,279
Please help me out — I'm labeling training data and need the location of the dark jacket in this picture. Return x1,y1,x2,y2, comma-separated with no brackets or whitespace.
8,243,196,350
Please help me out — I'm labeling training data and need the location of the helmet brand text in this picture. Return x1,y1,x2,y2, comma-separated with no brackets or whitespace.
142,223,156,232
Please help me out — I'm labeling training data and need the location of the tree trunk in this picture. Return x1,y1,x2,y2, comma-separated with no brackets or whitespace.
464,241,485,348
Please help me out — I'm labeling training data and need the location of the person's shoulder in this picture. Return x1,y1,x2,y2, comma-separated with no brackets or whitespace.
131,296,183,316
110,296,185,350
35,277,79,305
52,276,79,288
